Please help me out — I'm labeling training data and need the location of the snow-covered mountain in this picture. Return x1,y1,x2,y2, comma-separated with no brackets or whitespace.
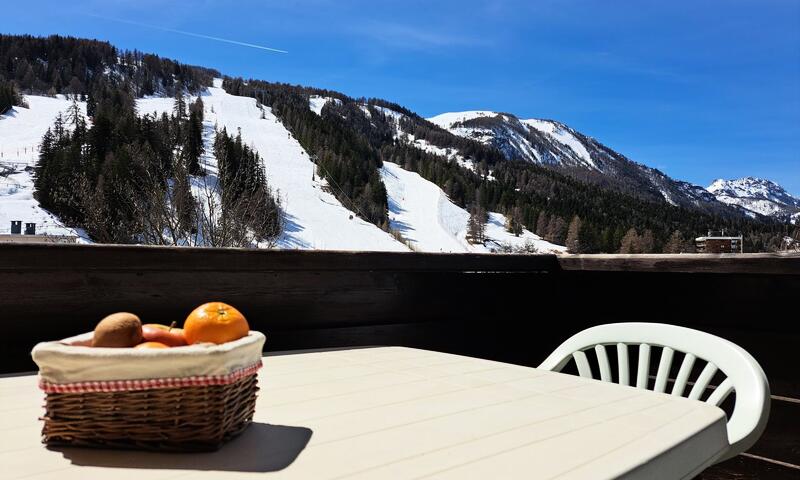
0,84,565,253
707,177,800,222
428,111,732,215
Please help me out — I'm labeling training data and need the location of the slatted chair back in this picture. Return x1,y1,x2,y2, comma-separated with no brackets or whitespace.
538,322,770,462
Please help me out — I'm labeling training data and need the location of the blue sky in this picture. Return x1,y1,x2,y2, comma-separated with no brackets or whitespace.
6,0,799,194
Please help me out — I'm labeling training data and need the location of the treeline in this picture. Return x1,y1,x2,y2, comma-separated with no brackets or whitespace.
488,160,787,253
0,77,25,114
223,78,389,226
34,90,281,246
212,127,283,246
0,34,217,98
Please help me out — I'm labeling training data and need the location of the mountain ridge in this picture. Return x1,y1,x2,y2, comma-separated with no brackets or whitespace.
707,177,800,222
427,110,749,218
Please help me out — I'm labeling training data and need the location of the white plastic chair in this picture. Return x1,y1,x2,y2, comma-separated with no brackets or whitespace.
538,322,770,462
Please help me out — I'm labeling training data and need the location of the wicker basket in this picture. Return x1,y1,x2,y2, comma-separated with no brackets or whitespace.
32,331,266,452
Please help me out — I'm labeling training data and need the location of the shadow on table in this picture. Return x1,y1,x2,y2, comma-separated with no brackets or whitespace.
51,422,313,473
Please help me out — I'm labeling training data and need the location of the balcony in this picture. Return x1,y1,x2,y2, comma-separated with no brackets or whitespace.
1,244,797,479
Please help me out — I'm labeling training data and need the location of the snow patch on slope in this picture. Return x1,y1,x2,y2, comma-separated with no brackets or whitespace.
707,177,800,219
308,95,342,116
0,96,89,240
522,119,596,169
428,111,503,127
381,161,565,253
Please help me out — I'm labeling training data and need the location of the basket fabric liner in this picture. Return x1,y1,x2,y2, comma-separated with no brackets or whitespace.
38,361,263,393
32,331,266,387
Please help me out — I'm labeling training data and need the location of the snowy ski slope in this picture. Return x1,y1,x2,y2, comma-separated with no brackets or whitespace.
381,161,565,253
138,82,407,251
0,96,88,239
1,83,566,252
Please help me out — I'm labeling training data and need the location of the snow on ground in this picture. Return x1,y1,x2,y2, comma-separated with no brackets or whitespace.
138,80,407,251
0,96,80,165
713,195,786,217
381,161,565,254
308,95,342,116
135,96,177,118
371,105,404,124
523,119,597,170
0,96,89,240
0,170,88,238
381,161,469,252
483,212,566,254
427,111,503,128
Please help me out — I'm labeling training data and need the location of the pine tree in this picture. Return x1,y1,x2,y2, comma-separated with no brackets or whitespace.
190,96,204,122
505,206,524,236
173,83,186,120
566,215,582,253
184,108,204,175
0,79,22,114
467,203,487,244
172,159,195,237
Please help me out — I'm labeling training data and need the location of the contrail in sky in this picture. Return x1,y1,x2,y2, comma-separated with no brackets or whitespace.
88,14,288,54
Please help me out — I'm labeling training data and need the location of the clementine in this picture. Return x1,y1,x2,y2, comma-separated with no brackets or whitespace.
183,302,249,345
134,341,170,349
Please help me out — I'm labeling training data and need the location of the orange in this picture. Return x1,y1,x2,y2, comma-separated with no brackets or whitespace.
134,341,170,349
183,302,249,345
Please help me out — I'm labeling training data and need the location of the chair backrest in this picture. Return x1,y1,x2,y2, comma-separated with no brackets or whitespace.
538,322,770,462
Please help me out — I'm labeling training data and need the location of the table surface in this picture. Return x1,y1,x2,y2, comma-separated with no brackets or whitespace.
1,347,729,480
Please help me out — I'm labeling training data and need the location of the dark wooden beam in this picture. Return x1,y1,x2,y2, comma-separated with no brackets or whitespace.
0,243,559,272
558,253,800,275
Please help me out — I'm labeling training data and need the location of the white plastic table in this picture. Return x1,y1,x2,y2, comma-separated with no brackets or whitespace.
1,347,729,479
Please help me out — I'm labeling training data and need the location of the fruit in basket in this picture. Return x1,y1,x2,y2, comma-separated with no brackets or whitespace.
92,312,144,348
142,322,187,346
134,341,170,349
184,302,249,345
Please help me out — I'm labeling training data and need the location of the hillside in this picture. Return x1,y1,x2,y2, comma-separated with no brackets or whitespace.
1,34,794,253
2,84,564,253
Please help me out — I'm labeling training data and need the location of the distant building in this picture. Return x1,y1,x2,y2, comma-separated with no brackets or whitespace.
695,230,743,253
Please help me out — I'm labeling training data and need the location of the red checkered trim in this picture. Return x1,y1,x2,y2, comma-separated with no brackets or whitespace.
39,361,262,393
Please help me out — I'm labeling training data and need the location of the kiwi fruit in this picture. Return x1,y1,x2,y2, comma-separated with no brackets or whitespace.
92,312,144,348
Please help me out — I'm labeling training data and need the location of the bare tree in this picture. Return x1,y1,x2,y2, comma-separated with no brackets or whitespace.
191,169,283,248
129,161,195,246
